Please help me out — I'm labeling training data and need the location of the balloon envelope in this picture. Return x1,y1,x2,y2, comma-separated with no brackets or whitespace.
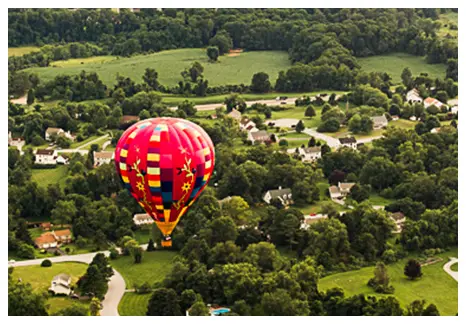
115,117,215,246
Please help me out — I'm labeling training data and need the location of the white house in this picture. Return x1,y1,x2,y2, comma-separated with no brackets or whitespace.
371,115,388,129
430,127,442,134
406,88,423,103
338,137,357,150
45,127,74,141
263,187,293,206
8,132,25,147
49,274,72,295
451,106,458,114
227,108,242,121
34,232,58,249
56,155,69,165
133,213,154,226
301,214,328,230
35,149,58,165
248,130,270,144
424,97,445,109
390,212,406,234
94,151,115,167
299,147,321,162
409,116,418,121
328,182,356,200
239,117,258,132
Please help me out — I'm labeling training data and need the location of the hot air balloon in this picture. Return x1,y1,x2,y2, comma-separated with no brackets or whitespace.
115,117,215,247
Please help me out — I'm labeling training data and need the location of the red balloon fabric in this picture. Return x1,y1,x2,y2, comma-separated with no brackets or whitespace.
115,118,215,245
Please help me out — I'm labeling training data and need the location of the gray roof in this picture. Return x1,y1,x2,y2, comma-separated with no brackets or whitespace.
371,115,388,124
250,130,269,139
303,147,321,154
339,137,357,144
53,273,71,282
267,188,292,199
36,149,55,155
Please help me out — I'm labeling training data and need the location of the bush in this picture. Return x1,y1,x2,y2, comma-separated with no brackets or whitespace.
317,118,340,132
109,247,119,260
381,249,397,264
75,236,88,248
17,243,35,259
32,164,57,169
135,282,152,294
41,259,52,267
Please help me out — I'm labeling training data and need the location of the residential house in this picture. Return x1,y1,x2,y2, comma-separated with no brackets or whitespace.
263,187,293,206
430,127,442,134
328,182,356,200
299,147,321,162
338,137,357,150
34,232,58,249
40,222,52,231
451,106,458,114
406,88,423,103
248,130,270,145
120,115,140,126
300,214,328,230
56,155,69,165
371,115,388,129
239,117,258,132
391,115,400,121
49,274,72,295
53,229,72,244
35,149,58,165
227,108,242,121
424,97,445,109
133,213,154,226
94,151,115,167
8,132,25,147
390,212,406,234
45,127,74,141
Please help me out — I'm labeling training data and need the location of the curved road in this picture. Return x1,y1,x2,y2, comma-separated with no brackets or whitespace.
443,257,458,282
10,250,125,316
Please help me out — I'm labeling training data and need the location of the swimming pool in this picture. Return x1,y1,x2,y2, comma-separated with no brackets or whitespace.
211,308,230,315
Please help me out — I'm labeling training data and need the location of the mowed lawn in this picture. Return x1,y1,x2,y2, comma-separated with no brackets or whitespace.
110,250,177,288
8,46,40,56
318,250,458,315
118,292,152,316
358,53,446,84
25,48,292,87
31,165,69,187
450,262,458,272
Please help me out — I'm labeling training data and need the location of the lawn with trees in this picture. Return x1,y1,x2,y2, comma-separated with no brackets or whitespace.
118,292,152,316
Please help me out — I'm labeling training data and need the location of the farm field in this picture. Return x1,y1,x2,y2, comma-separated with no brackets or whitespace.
31,165,69,187
118,292,151,316
357,53,446,84
8,46,40,56
109,250,177,288
318,249,458,315
25,48,292,87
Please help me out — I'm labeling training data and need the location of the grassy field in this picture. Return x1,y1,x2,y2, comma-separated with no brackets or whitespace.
134,226,152,244
69,135,100,149
318,249,458,315
47,297,90,315
437,12,458,39
450,262,458,272
118,292,151,316
357,53,446,84
11,262,88,292
31,165,68,187
25,48,292,87
110,250,177,288
8,46,40,57
79,136,110,151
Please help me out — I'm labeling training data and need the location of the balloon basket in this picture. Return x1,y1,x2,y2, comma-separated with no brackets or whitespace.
161,240,172,247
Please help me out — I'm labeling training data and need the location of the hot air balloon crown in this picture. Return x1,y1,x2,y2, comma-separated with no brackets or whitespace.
115,117,215,247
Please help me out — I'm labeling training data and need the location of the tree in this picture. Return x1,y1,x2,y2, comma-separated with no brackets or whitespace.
147,288,182,316
261,289,310,316
295,120,305,133
207,46,219,61
250,72,271,93
51,200,76,227
349,184,369,203
54,304,88,316
89,253,113,280
183,62,204,83
244,242,284,272
224,94,246,113
17,243,35,259
143,68,159,90
27,88,35,105
41,259,52,267
404,259,422,280
208,216,238,245
147,238,156,251
401,67,413,88
435,90,448,104
180,289,199,313
406,300,439,316
178,100,197,116
209,31,233,55
8,276,48,315
317,118,340,132
360,157,401,190
221,196,254,225
278,139,288,147
77,265,108,299
189,301,210,316
308,137,316,147
89,297,102,316
305,105,316,118
321,144,331,156
367,262,394,293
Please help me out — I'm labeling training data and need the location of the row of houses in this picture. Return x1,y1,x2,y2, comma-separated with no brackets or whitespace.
34,229,72,249
34,149,114,167
406,89,458,114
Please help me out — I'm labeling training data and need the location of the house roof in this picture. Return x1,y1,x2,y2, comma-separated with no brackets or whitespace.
53,273,71,283
228,109,241,118
46,127,63,134
94,151,114,159
133,213,153,221
371,115,388,124
36,149,55,156
240,116,254,126
424,97,444,106
391,212,405,221
267,187,292,199
329,186,339,194
54,229,72,237
120,115,140,124
250,130,269,140
35,232,57,245
339,137,357,144
339,182,355,190
303,147,321,154
407,88,420,96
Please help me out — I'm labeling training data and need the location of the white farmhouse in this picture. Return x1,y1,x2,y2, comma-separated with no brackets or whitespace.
248,130,270,145
49,274,72,295
45,127,74,141
299,147,321,162
94,151,115,167
328,182,356,200
239,117,258,132
35,149,58,165
133,213,155,226
406,88,423,103
371,115,388,129
338,137,357,150
263,187,293,206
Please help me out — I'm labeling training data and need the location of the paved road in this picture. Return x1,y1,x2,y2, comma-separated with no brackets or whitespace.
56,134,110,156
443,257,458,282
302,128,341,148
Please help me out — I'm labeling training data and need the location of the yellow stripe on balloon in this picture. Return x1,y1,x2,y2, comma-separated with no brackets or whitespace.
148,180,161,187
119,163,127,170
122,176,129,183
147,153,160,161
150,135,160,142
120,149,128,158
147,167,160,175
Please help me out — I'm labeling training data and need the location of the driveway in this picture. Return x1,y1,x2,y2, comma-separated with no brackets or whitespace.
10,250,124,316
443,257,458,282
55,134,110,156
302,128,340,148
